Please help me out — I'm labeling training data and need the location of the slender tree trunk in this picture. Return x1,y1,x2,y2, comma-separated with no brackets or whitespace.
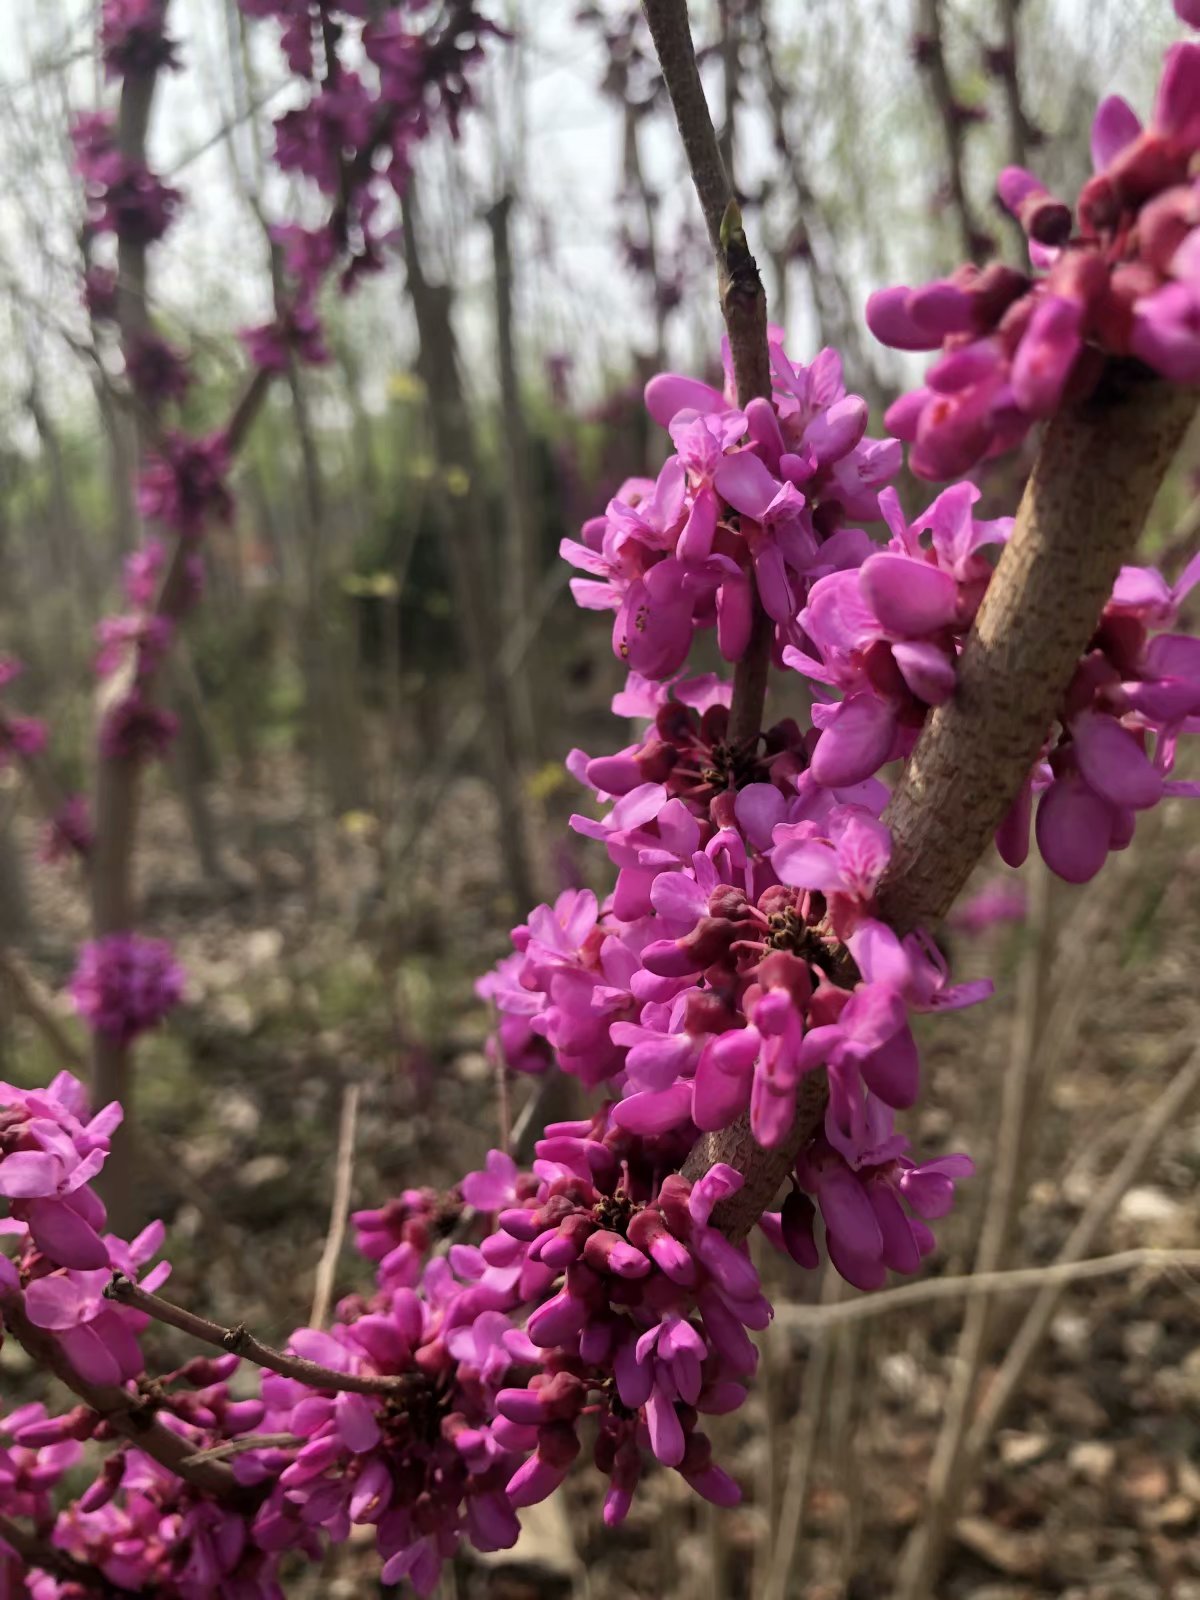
400,192,538,915
0,818,31,945
486,191,539,762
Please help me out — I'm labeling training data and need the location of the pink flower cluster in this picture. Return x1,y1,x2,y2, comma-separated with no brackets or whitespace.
0,656,48,771
72,110,181,247
868,40,1200,477
235,0,502,354
0,1076,745,1593
788,482,1011,785
562,335,900,676
100,0,179,80
999,555,1200,881
0,1076,297,1595
69,934,185,1044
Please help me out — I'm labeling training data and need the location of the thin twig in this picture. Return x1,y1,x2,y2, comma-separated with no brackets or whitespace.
0,944,87,1071
104,1272,414,1396
181,1431,301,1465
777,1246,1200,1335
309,1082,361,1330
916,0,986,263
966,1041,1200,1455
897,857,1054,1600
763,1269,845,1600
638,0,774,752
898,1038,1200,1593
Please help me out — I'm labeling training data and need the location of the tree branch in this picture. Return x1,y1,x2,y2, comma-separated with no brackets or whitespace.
995,0,1031,171
105,1273,414,1397
0,1513,128,1595
916,0,987,265
639,0,772,745
2,1294,243,1502
777,1244,1200,1335
0,945,87,1072
879,368,1195,935
683,368,1194,1240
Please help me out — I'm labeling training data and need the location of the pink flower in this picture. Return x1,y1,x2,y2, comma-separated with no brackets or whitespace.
69,934,185,1044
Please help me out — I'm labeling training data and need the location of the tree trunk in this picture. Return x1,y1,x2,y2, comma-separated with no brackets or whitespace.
400,192,539,915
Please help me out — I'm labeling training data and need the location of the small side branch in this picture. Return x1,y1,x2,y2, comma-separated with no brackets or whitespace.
309,1081,361,1329
0,945,86,1072
105,1273,413,1397
639,0,773,744
778,1245,1200,1336
0,1513,126,1594
2,1295,242,1502
916,0,986,264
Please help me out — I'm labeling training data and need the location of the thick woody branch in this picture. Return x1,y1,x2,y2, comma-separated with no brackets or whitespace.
687,368,1195,1241
879,368,1195,934
2,1294,243,1502
105,1273,413,1397
91,7,175,1219
639,0,772,745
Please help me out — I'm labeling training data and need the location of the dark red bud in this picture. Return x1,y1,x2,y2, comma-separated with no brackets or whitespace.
536,1419,583,1468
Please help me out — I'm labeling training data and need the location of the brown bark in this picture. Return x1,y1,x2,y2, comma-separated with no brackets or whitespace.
878,370,1196,936
486,190,540,761
639,0,773,752
916,0,987,265
400,192,538,914
686,375,1195,1242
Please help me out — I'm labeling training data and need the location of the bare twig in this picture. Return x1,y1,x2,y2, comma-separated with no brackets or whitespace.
763,1269,846,1600
181,1431,302,1465
308,1082,361,1330
777,1246,1200,1335
0,944,86,1071
995,0,1031,170
639,0,775,750
104,1272,414,1397
899,1038,1200,1593
898,858,1055,1600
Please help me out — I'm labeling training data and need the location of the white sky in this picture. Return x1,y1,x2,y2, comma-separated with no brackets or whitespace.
0,0,1182,446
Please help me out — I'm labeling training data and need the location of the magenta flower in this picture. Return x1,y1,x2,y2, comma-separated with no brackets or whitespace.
771,808,892,938
100,0,179,79
567,331,900,675
69,934,185,1044
124,332,191,405
136,432,233,536
39,795,94,865
23,1221,169,1386
238,300,330,373
94,613,174,680
869,40,1200,476
0,1074,121,1269
98,693,179,762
